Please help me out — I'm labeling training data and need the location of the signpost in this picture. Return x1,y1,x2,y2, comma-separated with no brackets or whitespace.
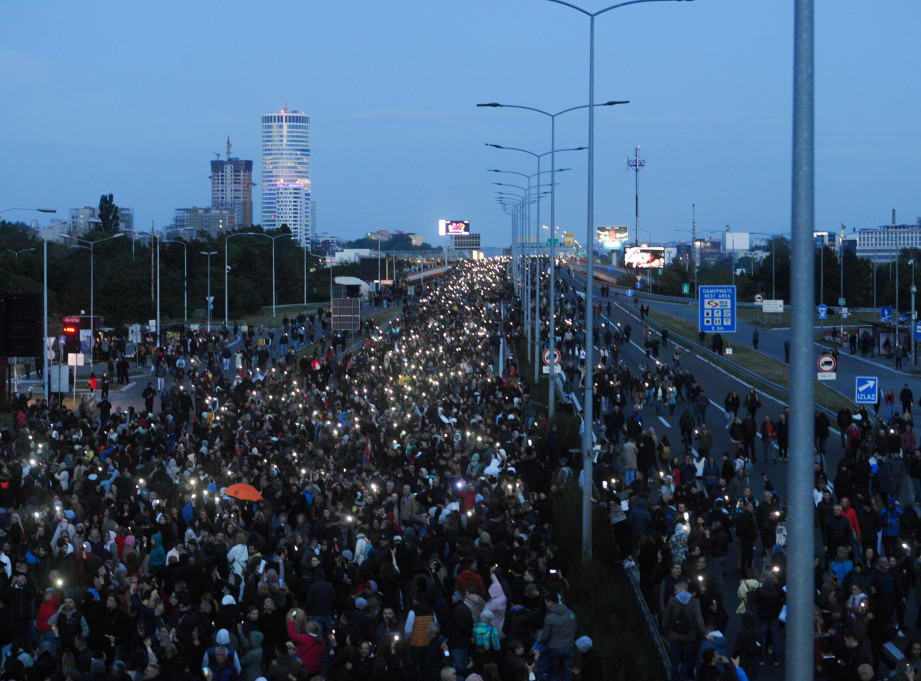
699,285,737,333
855,376,879,404
542,348,561,366
817,353,836,381
881,306,893,323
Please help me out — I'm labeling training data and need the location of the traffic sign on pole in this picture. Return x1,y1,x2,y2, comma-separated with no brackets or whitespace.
542,348,561,366
817,353,837,373
855,376,878,404
817,304,828,320
914,321,921,342
881,306,893,323
698,285,737,333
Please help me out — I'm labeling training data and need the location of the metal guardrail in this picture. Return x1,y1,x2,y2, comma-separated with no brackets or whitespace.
608,301,839,420
620,562,672,681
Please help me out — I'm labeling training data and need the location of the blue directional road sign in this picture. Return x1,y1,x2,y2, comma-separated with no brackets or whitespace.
855,376,879,404
914,322,921,342
881,306,893,323
699,285,737,333
817,304,828,320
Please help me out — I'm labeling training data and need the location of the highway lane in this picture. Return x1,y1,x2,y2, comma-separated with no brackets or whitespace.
555,266,921,678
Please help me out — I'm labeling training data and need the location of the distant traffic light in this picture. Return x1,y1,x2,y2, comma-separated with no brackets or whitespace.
62,316,81,354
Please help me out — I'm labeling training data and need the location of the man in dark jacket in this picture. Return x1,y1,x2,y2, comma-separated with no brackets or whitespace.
824,504,853,562
539,592,577,681
662,580,705,681
752,575,785,666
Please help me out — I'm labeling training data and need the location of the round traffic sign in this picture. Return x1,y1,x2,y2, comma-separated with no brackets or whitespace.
817,353,836,372
754,294,764,303
542,348,562,366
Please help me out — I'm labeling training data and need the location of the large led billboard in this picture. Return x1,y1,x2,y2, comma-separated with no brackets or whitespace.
624,246,665,269
438,219,470,236
596,226,629,242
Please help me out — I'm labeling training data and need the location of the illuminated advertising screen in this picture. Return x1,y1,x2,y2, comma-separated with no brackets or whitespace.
596,226,629,242
438,219,470,236
624,246,665,269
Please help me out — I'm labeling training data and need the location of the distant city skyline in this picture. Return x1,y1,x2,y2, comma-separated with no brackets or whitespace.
2,2,919,248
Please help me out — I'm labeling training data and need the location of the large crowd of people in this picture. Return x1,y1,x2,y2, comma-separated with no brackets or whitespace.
6,254,921,681
546,263,921,681
0,260,608,681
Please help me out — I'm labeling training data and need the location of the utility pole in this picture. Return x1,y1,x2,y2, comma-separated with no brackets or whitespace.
627,145,645,246
692,204,697,297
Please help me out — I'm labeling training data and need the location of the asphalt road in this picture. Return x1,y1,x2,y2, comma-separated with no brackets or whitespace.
560,267,920,679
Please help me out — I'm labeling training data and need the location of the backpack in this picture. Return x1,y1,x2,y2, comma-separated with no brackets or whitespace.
671,602,692,635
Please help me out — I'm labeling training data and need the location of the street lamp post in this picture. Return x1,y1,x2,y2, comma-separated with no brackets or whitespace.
486,141,592,393
480,101,628,414
490,167,572,385
63,232,124,366
6,248,36,259
201,251,218,331
224,231,293,323
544,0,694,564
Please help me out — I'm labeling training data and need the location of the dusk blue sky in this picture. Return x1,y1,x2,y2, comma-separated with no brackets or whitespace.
2,2,919,248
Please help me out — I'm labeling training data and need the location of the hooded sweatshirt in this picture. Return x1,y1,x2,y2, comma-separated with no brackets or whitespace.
485,578,507,638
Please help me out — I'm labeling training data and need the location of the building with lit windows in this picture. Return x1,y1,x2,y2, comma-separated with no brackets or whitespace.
172,207,235,239
856,222,921,263
261,108,311,245
211,138,253,228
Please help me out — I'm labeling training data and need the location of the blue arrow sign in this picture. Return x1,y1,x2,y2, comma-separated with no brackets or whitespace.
881,306,893,323
855,376,878,404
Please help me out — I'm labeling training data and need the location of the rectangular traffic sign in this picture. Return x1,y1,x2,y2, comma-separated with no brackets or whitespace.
855,376,878,404
817,304,828,320
699,285,737,333
915,322,921,341
817,372,836,381
881,306,893,323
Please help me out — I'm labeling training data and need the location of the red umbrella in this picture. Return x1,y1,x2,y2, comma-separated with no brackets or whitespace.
224,483,263,502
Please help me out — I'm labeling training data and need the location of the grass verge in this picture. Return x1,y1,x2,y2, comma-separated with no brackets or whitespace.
622,304,854,414
554,488,665,681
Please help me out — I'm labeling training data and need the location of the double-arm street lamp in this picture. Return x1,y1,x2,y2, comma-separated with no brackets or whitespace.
485,141,589,391
64,232,124,365
544,0,694,564
225,231,294,324
481,101,627,413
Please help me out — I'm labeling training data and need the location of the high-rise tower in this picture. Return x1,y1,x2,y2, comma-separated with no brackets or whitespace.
261,108,311,245
211,136,253,229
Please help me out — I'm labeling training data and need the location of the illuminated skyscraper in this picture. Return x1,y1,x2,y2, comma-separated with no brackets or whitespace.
261,108,311,245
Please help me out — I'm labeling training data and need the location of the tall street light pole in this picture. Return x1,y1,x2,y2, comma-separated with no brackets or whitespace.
545,0,694,564
481,102,627,416
201,251,218,331
64,232,124,367
486,142,590,392
788,0,817,679
224,231,293,323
